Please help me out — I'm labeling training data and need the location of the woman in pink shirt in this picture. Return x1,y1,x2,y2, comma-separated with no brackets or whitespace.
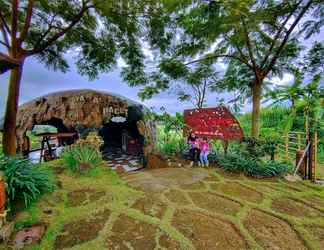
199,137,209,167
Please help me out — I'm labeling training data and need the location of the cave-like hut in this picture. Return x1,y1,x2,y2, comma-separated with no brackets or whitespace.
14,89,156,160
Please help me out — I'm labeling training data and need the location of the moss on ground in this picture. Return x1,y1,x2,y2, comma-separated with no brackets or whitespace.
4,160,324,250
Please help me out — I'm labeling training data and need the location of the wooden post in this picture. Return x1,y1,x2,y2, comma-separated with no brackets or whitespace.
305,109,310,180
305,110,309,141
40,138,45,163
311,130,318,182
0,172,7,228
296,150,306,178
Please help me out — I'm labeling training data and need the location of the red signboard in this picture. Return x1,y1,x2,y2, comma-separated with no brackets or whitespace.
183,106,244,140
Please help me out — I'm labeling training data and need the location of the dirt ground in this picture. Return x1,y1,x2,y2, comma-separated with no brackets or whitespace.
4,165,324,250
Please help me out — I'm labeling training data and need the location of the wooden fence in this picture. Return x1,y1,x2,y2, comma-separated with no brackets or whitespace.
276,131,323,182
276,131,307,162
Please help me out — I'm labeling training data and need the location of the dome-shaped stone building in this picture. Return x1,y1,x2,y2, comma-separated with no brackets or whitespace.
11,89,156,162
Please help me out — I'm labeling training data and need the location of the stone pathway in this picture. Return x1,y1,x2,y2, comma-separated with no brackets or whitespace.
7,166,324,250
119,168,324,250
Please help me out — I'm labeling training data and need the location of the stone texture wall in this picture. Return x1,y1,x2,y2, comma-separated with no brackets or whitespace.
15,89,155,155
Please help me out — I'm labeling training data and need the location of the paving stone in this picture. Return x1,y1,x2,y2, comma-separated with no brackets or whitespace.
172,209,248,250
244,209,307,250
107,215,157,249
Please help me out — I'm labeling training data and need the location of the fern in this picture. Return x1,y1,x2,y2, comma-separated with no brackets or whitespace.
0,156,56,208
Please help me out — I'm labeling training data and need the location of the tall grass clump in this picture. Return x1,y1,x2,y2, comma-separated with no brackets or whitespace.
216,138,293,177
0,156,56,208
155,125,187,156
61,144,103,172
217,153,293,177
61,132,104,172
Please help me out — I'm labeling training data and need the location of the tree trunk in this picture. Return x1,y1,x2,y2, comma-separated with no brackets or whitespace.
2,64,24,156
251,80,262,138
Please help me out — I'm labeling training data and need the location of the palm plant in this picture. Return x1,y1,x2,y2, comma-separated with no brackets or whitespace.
266,70,304,115
303,74,323,134
266,70,305,133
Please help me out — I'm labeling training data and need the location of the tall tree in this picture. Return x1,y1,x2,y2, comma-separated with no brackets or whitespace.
140,61,220,109
133,0,323,138
0,0,165,155
177,62,219,109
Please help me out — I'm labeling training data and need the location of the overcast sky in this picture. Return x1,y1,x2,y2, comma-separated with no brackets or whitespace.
0,30,322,116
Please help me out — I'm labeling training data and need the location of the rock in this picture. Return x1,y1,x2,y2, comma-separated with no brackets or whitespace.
107,215,158,249
172,209,248,250
79,163,91,172
115,165,125,174
12,224,46,249
54,210,111,249
147,153,169,169
285,174,302,182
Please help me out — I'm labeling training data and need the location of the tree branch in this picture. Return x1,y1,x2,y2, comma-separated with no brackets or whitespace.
185,53,254,70
0,9,10,34
33,13,58,50
0,39,9,48
11,0,19,54
260,0,302,69
0,22,10,49
0,51,21,65
201,78,207,108
19,0,34,43
31,3,93,55
265,0,314,75
241,18,257,73
223,33,250,66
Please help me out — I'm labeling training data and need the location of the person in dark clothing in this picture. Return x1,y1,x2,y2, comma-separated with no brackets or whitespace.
187,132,200,166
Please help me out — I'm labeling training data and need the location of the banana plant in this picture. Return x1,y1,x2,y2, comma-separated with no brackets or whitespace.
265,70,305,133
303,74,323,134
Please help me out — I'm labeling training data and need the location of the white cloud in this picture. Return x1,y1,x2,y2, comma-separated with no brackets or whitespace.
271,73,294,86
117,57,127,68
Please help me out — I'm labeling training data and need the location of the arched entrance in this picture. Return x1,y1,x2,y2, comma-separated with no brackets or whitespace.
99,105,144,156
99,120,144,155
38,117,77,145
26,118,77,162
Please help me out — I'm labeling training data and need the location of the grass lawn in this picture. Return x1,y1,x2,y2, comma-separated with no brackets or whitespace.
2,160,324,250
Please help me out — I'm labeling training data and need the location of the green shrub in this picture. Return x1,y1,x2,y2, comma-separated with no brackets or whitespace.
0,156,56,208
61,144,103,172
157,137,187,156
155,125,187,156
216,153,293,177
227,137,279,160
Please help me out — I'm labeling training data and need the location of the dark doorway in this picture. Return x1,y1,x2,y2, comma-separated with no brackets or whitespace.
99,120,143,156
